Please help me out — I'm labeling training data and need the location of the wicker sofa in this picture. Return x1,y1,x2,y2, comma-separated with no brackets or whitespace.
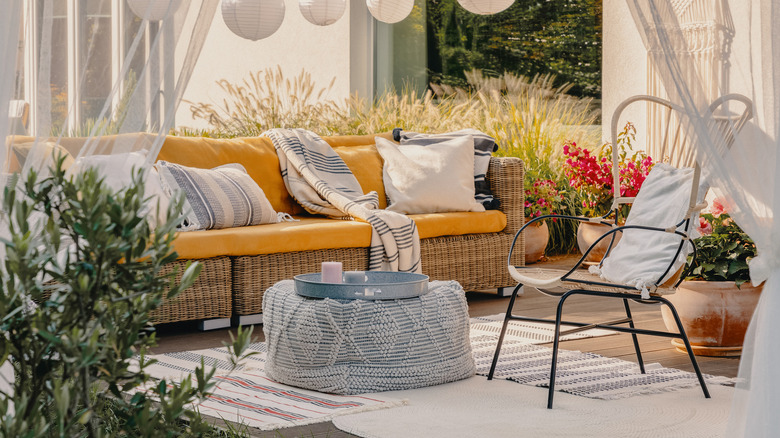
14,132,525,326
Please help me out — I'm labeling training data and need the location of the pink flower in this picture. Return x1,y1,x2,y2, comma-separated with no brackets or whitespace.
698,217,713,235
711,198,726,216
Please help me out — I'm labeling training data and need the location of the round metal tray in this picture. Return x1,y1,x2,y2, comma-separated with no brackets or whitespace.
293,271,429,300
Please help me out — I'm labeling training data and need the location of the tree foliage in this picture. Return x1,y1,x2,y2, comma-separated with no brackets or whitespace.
0,159,252,436
427,0,602,97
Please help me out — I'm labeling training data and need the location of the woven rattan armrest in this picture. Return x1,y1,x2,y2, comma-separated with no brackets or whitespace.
487,156,524,236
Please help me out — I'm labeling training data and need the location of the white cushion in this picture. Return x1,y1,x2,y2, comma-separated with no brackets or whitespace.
591,163,701,295
375,136,485,214
67,151,170,228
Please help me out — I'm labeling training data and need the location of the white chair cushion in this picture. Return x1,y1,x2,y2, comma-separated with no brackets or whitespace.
590,163,701,296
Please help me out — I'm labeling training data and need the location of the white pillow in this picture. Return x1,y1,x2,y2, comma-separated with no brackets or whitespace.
590,163,702,296
375,136,485,214
67,151,170,228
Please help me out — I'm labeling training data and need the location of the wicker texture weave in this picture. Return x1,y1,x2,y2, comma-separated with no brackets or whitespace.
233,247,370,316
150,257,232,324
263,280,475,395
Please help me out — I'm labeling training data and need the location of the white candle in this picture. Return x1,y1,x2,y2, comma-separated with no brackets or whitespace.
344,271,367,284
321,262,343,283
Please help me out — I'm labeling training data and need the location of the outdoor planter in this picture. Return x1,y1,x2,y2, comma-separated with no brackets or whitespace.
661,280,763,357
524,221,549,264
576,221,621,264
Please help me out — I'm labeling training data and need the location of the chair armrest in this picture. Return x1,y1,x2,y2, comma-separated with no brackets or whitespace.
487,156,524,236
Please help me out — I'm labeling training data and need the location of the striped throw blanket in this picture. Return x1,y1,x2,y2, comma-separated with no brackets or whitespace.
264,128,421,273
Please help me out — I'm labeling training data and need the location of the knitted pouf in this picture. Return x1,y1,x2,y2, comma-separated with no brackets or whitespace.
262,280,476,395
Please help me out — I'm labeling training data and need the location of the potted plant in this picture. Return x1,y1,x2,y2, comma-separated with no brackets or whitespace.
561,122,654,261
661,199,761,357
523,178,562,263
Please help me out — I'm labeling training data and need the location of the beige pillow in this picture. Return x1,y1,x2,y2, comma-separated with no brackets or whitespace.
11,141,74,173
375,136,485,214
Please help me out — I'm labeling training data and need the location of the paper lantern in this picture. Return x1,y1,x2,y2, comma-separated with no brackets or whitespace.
366,0,414,24
222,0,286,41
128,0,183,21
299,0,346,26
457,0,514,15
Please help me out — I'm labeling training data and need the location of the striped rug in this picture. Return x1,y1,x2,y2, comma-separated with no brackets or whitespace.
140,342,406,431
141,316,613,430
471,322,734,400
142,316,718,430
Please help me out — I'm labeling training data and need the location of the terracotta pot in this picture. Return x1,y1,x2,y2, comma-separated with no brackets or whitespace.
661,280,763,357
524,220,549,264
576,221,621,263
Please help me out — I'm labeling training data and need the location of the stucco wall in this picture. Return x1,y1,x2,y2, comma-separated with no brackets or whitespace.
602,0,752,150
176,0,369,131
601,0,648,148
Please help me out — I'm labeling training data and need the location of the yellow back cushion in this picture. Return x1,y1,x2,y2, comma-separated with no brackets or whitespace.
327,132,394,210
157,136,305,215
158,132,395,215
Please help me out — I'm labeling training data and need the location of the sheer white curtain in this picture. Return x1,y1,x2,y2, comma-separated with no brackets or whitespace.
2,0,218,175
628,1,779,436
0,0,218,407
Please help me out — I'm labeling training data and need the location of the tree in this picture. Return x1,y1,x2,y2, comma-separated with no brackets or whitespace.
0,159,252,436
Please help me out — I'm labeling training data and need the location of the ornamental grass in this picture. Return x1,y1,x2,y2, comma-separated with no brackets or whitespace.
182,67,602,254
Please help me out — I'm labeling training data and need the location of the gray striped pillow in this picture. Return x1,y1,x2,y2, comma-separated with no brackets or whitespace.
156,161,279,231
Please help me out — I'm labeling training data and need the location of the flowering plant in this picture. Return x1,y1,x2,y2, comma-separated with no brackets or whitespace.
686,199,756,287
524,179,563,225
562,122,654,217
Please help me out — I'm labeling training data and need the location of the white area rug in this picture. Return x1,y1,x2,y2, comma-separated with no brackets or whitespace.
469,313,617,343
332,376,734,438
141,343,406,431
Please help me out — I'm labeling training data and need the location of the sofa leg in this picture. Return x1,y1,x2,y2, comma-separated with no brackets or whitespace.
497,285,523,298
197,317,231,331
233,314,264,327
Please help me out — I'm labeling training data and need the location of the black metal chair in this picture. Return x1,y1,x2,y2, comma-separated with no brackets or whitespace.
488,94,753,409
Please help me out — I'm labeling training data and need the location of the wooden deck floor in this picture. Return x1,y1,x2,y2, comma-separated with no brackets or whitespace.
153,256,740,437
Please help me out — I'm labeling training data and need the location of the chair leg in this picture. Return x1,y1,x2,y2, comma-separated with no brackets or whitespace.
547,293,569,409
488,283,523,380
659,297,711,399
623,299,645,374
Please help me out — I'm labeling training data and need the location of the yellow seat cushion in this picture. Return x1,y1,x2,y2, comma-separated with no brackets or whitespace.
172,210,507,259
411,211,506,239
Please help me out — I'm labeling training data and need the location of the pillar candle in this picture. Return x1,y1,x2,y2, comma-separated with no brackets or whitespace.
344,271,367,283
321,262,343,283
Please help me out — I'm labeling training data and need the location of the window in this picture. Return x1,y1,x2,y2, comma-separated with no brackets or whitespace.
374,0,602,98
22,0,164,135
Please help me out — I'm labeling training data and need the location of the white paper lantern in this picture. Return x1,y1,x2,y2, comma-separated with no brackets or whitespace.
128,0,183,21
366,0,414,24
299,0,346,26
457,0,514,15
222,0,286,41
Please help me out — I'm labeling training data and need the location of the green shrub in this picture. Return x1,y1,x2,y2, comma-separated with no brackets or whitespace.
0,158,252,436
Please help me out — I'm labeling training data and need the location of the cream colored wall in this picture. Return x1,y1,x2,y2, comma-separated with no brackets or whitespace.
176,0,367,131
601,0,648,148
602,0,752,151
